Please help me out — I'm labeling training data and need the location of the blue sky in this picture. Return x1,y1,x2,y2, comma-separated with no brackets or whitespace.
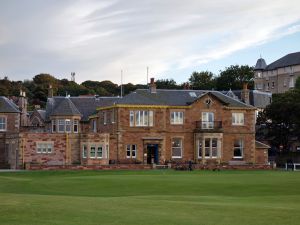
1,0,300,85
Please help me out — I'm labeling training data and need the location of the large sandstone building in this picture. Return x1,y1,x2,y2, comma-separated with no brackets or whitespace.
0,79,269,170
254,52,300,93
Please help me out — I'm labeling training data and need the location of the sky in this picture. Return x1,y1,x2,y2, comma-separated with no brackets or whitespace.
1,0,300,85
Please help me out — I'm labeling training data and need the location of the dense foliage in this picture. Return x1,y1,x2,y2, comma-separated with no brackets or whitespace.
0,64,254,109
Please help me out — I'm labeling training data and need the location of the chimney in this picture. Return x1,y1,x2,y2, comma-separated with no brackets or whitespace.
18,89,28,126
149,78,156,93
183,82,190,90
48,84,53,98
241,83,250,105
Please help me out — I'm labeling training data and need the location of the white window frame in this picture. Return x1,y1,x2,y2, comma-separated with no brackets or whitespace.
58,119,65,133
0,116,7,131
171,138,183,159
36,142,53,154
97,145,103,158
202,112,214,129
198,138,219,159
73,120,79,133
233,139,244,159
65,119,71,133
82,145,87,158
126,144,137,158
90,146,96,158
289,77,294,88
129,110,154,127
170,111,184,125
232,113,244,126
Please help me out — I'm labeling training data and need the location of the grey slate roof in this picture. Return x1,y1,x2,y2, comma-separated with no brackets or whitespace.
45,96,119,121
0,96,20,113
254,58,267,70
265,52,300,70
224,90,272,109
37,110,46,120
115,89,254,108
51,97,82,117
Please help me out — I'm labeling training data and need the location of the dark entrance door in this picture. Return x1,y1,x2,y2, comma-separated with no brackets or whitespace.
147,144,159,164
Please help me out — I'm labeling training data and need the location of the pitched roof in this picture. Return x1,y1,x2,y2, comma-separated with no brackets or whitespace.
0,96,20,113
113,89,254,108
51,97,82,117
37,110,46,120
46,96,119,121
255,141,270,149
224,90,272,108
254,58,267,70
265,52,300,70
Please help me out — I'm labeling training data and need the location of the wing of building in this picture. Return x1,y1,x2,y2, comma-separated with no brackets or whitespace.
254,52,300,93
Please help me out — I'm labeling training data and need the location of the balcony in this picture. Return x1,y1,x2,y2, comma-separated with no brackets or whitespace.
194,121,223,133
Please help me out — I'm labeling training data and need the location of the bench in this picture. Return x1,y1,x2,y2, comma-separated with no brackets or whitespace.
285,163,300,171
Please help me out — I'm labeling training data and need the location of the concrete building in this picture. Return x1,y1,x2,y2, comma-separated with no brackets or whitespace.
254,52,300,93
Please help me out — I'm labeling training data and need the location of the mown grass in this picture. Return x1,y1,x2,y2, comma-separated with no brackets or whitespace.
0,170,299,225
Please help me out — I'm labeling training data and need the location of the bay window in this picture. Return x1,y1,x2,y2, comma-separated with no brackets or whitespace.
129,110,154,127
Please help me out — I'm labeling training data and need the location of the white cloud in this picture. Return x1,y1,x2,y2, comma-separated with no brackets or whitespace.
0,0,300,83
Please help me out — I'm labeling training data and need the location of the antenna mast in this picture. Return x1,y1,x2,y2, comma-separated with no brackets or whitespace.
146,66,149,86
71,72,75,82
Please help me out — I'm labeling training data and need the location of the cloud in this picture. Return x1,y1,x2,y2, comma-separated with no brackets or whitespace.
0,0,300,84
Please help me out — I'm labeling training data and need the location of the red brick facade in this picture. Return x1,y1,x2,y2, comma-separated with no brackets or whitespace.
97,93,267,166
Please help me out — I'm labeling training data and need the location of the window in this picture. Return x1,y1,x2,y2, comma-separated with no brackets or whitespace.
65,120,71,133
171,112,184,124
233,140,243,158
97,146,103,158
92,120,97,133
58,119,65,132
52,120,56,133
73,120,79,133
232,113,244,125
198,140,202,158
36,142,53,154
90,146,96,158
129,110,154,127
103,112,107,125
126,144,136,158
0,116,7,131
289,77,294,88
111,110,115,123
272,82,275,88
198,138,218,158
172,138,182,158
202,112,214,129
82,145,87,158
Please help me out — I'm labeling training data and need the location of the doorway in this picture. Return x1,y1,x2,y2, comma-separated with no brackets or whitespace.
147,144,159,164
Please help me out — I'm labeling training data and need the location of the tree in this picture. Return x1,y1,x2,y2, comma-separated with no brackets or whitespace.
295,76,300,90
260,90,300,151
215,65,254,90
155,79,179,89
188,71,215,90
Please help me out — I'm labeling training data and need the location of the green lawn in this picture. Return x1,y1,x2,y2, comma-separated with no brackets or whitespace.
0,170,300,225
